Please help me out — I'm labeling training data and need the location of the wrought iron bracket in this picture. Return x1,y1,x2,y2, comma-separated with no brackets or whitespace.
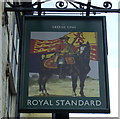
4,0,120,15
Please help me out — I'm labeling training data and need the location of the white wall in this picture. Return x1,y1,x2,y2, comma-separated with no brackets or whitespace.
0,1,3,119
0,2,18,118
118,1,120,118
88,60,99,79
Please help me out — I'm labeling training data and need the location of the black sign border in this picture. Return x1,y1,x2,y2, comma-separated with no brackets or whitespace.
19,16,110,113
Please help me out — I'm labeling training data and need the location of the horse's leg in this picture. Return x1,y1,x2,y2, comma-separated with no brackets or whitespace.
42,76,49,95
38,74,42,91
71,74,78,97
38,74,44,95
79,74,86,97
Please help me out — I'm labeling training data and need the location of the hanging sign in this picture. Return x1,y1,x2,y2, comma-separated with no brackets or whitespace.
19,16,110,113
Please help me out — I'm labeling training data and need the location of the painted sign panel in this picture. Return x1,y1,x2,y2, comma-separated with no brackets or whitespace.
19,16,110,113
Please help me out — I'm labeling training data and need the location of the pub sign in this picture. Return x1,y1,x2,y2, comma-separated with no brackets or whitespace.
19,16,110,113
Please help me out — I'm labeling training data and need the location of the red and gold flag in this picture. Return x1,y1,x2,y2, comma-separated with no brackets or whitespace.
30,32,98,64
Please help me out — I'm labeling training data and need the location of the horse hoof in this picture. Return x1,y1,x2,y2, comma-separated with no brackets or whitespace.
46,93,49,96
42,92,49,96
39,93,45,96
39,91,43,95
73,95,76,97
72,92,77,97
81,94,86,97
80,92,86,97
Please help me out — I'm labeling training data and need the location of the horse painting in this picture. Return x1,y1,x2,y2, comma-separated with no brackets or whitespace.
38,41,91,97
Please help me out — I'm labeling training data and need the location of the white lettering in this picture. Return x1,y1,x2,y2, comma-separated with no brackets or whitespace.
52,25,76,29
84,100,90,106
38,100,44,105
71,100,77,106
96,100,102,106
43,100,49,105
27,100,31,106
56,100,60,106
65,100,71,106
61,100,65,106
32,100,38,106
26,99,102,107
90,100,95,106
78,100,84,106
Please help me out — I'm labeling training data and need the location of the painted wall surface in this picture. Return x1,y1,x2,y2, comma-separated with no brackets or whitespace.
0,1,3,118
118,2,120,118
0,2,18,118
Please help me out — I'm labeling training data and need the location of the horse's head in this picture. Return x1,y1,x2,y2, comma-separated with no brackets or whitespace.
79,42,90,59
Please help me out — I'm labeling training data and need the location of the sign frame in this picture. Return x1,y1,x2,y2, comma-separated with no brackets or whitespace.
19,16,110,113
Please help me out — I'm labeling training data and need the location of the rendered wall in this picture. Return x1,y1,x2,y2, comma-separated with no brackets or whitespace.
0,2,18,118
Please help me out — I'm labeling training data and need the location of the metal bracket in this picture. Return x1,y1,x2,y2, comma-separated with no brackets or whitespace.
86,0,91,16
4,0,120,14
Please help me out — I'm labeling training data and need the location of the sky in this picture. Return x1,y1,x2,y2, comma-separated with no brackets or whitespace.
32,0,119,117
